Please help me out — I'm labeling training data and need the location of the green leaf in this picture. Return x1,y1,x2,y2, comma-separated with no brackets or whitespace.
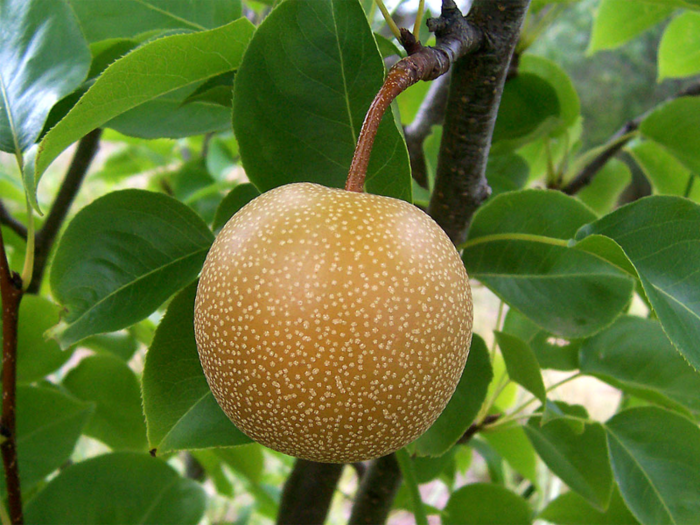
1,295,72,384
24,452,206,524
580,316,700,417
659,12,700,79
640,97,700,175
232,0,411,201
0,0,90,154
588,0,673,53
190,450,234,497
414,335,492,456
483,425,538,485
443,483,532,525
486,153,530,199
143,282,251,454
81,331,139,361
605,407,700,525
539,486,640,525
627,140,700,201
63,355,148,451
463,190,634,338
212,183,261,233
492,73,561,152
525,403,613,509
520,54,581,136
412,449,457,484
50,189,214,348
166,159,223,224
1,386,92,495
25,18,255,210
215,444,265,484
106,85,231,139
502,308,580,371
396,448,429,525
183,71,235,108
68,0,241,42
578,158,632,215
576,196,700,370
495,332,546,403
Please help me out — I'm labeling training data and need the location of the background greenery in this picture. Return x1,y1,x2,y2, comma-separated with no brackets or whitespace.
1,0,699,523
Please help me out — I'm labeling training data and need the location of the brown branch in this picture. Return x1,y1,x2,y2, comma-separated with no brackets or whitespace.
348,453,402,525
404,73,451,188
276,460,344,525
563,81,700,195
457,413,502,444
428,0,532,244
27,128,102,293
0,202,27,240
345,2,483,192
0,227,23,525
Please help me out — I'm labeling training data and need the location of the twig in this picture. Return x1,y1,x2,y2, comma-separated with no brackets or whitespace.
276,460,344,525
27,128,102,293
0,203,26,240
404,73,451,188
428,0,532,244
563,81,700,195
345,2,483,192
457,413,502,444
348,453,402,525
0,227,23,525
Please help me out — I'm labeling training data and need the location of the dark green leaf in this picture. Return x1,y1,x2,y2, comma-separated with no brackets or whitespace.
0,0,90,154
143,282,251,454
605,407,700,525
232,0,411,200
414,335,492,456
166,159,223,224
68,0,242,42
216,444,265,484
580,316,700,417
183,71,235,107
25,452,206,524
443,483,532,525
492,73,561,151
576,196,700,370
26,18,255,209
486,153,530,199
50,189,214,347
502,308,580,371
520,54,580,135
495,331,546,403
588,0,673,53
106,85,231,139
190,450,234,497
212,183,261,233
525,402,613,509
463,190,634,338
1,295,72,384
627,140,700,202
471,439,506,484
63,355,148,451
640,97,700,174
658,11,700,80
0,386,92,495
413,449,457,484
81,331,139,361
539,486,640,525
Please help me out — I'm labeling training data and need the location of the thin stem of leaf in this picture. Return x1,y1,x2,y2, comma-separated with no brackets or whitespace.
395,449,428,525
683,174,695,198
413,0,426,38
375,0,402,41
20,195,34,290
458,233,570,251
500,372,584,423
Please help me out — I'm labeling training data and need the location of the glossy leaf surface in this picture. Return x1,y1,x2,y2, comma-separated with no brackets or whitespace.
50,190,214,347
658,11,700,79
443,483,532,525
0,0,90,154
233,0,411,200
143,282,251,454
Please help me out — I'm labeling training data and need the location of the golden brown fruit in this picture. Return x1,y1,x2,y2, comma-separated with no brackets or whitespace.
194,183,473,463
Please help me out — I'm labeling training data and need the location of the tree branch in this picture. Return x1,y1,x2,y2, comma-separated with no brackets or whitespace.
27,128,102,293
0,227,23,525
0,203,27,240
404,73,451,188
345,1,483,191
348,453,402,525
562,81,700,195
276,460,344,525
428,0,532,244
